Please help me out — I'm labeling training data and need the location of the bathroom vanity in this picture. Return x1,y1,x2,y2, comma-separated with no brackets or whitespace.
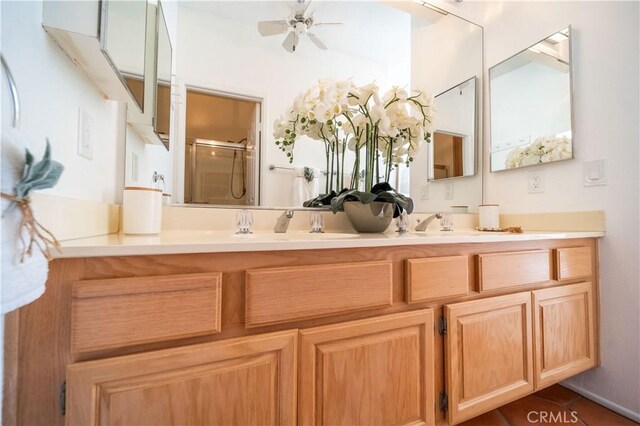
4,232,601,426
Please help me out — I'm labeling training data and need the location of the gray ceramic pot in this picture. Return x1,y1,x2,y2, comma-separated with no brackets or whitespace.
343,201,394,233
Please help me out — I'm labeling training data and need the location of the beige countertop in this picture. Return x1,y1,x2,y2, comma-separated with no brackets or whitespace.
52,230,605,258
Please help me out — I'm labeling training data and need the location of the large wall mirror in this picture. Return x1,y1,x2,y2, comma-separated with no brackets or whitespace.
149,1,483,211
101,0,148,113
490,27,573,172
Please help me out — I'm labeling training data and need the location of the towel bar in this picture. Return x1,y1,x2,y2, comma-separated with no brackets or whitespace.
1,54,20,129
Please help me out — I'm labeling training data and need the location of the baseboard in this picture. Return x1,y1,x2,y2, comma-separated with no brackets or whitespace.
561,382,640,423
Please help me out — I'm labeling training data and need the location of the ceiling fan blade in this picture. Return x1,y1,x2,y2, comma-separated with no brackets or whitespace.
282,31,300,53
307,32,327,50
292,0,312,15
258,20,289,37
312,22,344,27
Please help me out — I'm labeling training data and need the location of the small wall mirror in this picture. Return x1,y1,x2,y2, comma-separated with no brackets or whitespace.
429,77,477,181
101,0,148,112
155,2,172,149
489,26,573,172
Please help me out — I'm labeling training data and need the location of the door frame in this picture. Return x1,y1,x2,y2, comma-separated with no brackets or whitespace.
182,84,264,206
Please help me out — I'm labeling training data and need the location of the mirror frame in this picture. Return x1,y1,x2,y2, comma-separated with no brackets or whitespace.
488,25,574,173
99,0,148,114
428,76,479,182
155,0,173,150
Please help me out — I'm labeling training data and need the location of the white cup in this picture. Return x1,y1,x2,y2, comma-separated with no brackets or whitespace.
123,187,163,234
479,204,500,230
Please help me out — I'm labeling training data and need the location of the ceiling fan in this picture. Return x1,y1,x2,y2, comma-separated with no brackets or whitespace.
257,0,343,53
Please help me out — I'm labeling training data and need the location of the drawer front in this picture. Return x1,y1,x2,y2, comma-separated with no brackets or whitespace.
556,247,593,281
245,261,393,327
406,255,469,303
478,250,552,292
71,272,222,353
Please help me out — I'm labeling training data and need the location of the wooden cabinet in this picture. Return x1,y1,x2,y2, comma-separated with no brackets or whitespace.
444,292,534,425
66,331,298,426
533,282,597,388
245,261,393,327
299,310,435,426
406,255,470,302
7,238,600,426
555,247,593,281
71,272,222,353
477,250,552,292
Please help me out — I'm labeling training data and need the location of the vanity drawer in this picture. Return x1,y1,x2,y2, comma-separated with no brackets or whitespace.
556,247,593,281
71,272,222,353
406,255,470,302
245,261,393,327
478,250,552,292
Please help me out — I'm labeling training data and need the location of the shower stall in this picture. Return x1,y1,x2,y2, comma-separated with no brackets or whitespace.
184,88,261,205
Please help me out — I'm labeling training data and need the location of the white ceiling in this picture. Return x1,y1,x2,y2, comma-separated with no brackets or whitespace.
178,1,438,62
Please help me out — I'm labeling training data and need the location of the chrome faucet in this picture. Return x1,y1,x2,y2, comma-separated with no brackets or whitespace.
415,213,442,232
274,210,294,233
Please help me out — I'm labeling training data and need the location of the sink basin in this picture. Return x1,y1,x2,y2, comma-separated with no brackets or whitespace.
408,230,484,237
232,231,361,241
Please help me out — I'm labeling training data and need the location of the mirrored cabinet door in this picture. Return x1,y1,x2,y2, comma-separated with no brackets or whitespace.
490,27,573,172
430,77,477,181
155,2,172,148
42,0,149,113
101,0,148,113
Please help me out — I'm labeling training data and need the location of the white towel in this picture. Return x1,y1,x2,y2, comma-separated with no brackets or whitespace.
305,172,319,199
1,126,48,314
292,167,306,207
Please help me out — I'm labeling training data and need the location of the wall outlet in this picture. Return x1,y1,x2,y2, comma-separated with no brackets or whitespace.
528,171,544,193
420,184,428,200
584,159,607,186
77,108,93,160
444,182,454,200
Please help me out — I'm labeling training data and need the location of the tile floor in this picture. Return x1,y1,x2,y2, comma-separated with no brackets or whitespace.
460,385,639,426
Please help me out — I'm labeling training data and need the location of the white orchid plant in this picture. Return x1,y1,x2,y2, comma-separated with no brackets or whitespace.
505,135,572,169
274,79,435,198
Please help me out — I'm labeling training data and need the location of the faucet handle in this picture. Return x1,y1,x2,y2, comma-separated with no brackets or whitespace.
440,213,454,231
236,209,253,234
310,211,324,233
396,210,408,233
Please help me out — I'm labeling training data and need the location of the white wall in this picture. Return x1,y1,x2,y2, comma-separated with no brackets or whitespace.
1,1,123,203
472,0,639,419
410,13,483,213
176,5,410,206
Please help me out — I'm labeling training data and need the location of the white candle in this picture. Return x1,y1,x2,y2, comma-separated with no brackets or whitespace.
479,204,500,229
123,187,163,234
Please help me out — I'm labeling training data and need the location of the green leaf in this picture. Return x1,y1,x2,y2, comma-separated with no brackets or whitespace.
14,140,64,198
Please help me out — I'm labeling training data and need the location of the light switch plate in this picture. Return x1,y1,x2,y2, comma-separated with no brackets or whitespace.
444,182,454,200
420,184,428,200
584,159,607,186
77,108,93,160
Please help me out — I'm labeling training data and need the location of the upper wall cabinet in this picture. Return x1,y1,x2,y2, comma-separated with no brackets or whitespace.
42,0,148,113
128,1,173,148
43,0,172,148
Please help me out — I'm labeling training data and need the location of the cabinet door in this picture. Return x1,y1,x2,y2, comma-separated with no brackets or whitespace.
66,330,297,426
533,282,597,388
299,310,435,426
445,292,534,424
